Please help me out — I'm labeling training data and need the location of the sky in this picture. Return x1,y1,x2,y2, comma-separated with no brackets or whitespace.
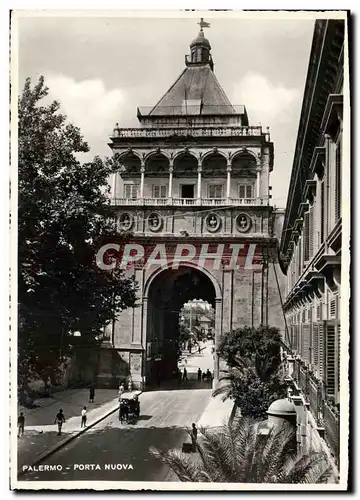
17,12,315,207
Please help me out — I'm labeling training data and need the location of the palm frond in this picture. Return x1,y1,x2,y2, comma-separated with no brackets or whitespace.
150,418,333,485
149,446,201,482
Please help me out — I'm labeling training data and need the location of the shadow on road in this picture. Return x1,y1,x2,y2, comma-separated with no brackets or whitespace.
19,425,188,482
146,379,213,392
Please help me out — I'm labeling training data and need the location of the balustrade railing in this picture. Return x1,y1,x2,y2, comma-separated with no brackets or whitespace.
172,198,197,206
295,361,340,466
322,400,340,466
299,365,309,396
308,377,319,422
109,197,264,207
111,125,265,139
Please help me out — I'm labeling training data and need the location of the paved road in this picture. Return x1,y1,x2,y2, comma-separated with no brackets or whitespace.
19,386,212,482
178,340,215,377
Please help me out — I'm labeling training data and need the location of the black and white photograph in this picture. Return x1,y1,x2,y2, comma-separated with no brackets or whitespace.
9,9,350,491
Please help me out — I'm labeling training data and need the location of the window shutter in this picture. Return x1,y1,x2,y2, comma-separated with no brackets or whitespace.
293,325,298,353
316,304,322,321
336,323,340,403
325,322,336,397
298,240,302,277
335,140,341,221
304,212,310,263
318,322,325,379
309,205,314,258
320,182,325,244
239,185,246,199
329,297,337,318
302,324,310,364
161,185,167,198
313,323,319,370
124,184,137,198
246,185,253,198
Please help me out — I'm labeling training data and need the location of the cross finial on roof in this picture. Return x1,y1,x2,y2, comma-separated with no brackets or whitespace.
198,18,211,31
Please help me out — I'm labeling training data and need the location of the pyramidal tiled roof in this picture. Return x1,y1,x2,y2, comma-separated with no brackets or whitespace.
149,65,237,116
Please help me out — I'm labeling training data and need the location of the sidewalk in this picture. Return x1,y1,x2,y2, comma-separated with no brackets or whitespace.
19,388,118,426
196,393,234,429
16,389,119,470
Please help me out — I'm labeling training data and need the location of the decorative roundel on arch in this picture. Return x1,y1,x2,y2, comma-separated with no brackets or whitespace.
119,212,134,231
236,213,252,233
205,213,221,232
148,212,163,232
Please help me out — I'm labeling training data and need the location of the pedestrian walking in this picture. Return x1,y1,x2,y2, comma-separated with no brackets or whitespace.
206,369,212,382
54,409,65,435
197,368,202,381
178,369,182,386
191,423,198,452
198,344,201,354
183,367,188,382
81,407,87,428
89,386,95,403
128,377,133,393
118,383,125,400
17,412,25,437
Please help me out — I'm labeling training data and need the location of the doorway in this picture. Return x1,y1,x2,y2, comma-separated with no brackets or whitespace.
181,184,195,199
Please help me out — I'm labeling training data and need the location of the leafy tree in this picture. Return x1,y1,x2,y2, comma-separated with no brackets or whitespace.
18,76,137,389
216,326,287,418
150,417,333,483
219,325,283,381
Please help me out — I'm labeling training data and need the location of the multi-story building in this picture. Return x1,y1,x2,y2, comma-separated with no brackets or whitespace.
99,23,286,389
279,19,346,467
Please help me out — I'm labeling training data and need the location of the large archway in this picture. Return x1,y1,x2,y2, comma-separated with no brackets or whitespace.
145,265,218,386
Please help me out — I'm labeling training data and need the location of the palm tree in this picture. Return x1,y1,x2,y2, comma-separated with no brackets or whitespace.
213,355,289,419
149,417,333,483
213,356,255,402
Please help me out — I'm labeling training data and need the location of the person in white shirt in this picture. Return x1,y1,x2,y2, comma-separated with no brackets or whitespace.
81,406,87,428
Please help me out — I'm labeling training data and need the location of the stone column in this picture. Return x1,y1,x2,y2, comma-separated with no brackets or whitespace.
226,163,232,201
197,164,202,202
214,297,222,384
256,167,261,199
140,164,145,199
141,296,148,388
168,163,173,199
111,172,117,200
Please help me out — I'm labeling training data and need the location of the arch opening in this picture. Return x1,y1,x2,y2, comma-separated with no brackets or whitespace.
202,152,227,178
145,152,169,177
173,152,198,178
231,152,257,178
145,265,217,387
118,151,142,177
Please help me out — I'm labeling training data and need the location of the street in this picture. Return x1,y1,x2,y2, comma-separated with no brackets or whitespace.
19,344,214,482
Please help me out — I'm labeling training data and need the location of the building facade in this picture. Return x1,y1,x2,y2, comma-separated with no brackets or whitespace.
279,19,346,467
99,25,286,389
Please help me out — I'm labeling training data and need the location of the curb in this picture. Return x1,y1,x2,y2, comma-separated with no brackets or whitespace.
18,402,119,477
